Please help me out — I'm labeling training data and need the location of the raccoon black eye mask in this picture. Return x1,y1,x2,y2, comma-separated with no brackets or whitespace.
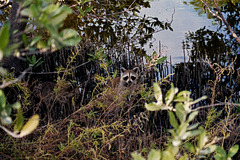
120,67,138,86
123,75,136,80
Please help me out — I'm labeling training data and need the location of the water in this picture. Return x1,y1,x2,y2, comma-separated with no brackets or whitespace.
140,0,217,64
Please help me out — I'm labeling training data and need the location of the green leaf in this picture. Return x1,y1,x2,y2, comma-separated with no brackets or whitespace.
147,149,161,160
200,145,217,155
22,0,33,8
32,55,37,63
5,104,12,115
145,103,172,111
43,4,59,14
21,8,33,17
0,50,3,61
162,151,175,160
175,90,191,102
145,103,162,111
0,22,10,51
156,56,167,64
189,129,202,137
60,29,81,46
14,109,24,133
30,36,42,47
49,6,72,26
184,142,195,153
22,34,29,46
0,90,6,109
198,127,207,150
19,114,39,137
187,123,199,130
34,57,43,68
165,83,178,106
153,83,163,104
228,145,239,158
37,40,48,49
26,55,33,63
187,111,198,122
84,6,93,15
215,146,227,158
178,122,188,138
175,103,186,123
168,111,179,129
131,152,146,160
29,4,39,17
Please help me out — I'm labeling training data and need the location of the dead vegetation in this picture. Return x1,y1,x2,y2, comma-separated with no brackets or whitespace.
0,49,239,159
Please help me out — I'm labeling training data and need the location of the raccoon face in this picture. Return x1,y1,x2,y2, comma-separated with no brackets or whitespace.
120,67,138,87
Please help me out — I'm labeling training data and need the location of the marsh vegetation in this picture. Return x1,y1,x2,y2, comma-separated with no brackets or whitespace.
0,0,239,159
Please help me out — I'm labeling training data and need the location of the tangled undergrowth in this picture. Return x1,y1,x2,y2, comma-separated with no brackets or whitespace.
0,51,239,159
0,76,239,159
0,80,165,159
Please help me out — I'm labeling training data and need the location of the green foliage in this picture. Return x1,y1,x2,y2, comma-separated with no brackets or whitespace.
184,0,240,19
88,48,112,79
76,0,93,16
145,51,167,71
0,22,10,56
88,48,112,70
20,0,81,51
0,90,15,125
0,0,83,138
0,22,19,60
26,55,43,68
214,145,239,160
132,83,238,160
0,90,39,138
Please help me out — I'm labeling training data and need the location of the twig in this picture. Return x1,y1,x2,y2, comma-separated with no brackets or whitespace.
0,67,31,89
0,125,22,138
212,0,240,44
200,0,240,44
192,102,240,112
22,60,91,75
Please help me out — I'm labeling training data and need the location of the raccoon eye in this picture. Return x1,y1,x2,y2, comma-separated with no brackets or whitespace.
131,76,136,80
123,76,128,81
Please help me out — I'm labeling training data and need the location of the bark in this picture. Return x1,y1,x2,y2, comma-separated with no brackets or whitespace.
9,1,28,48
1,1,28,75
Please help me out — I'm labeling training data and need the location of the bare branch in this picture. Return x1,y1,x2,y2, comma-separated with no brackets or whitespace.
201,0,240,44
0,67,31,89
0,125,23,138
212,0,240,44
192,102,240,112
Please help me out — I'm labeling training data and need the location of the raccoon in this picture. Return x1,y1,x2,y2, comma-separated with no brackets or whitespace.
108,67,139,90
119,67,138,88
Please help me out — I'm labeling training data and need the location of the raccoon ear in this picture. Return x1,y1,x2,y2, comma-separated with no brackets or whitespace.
120,67,126,73
133,67,138,73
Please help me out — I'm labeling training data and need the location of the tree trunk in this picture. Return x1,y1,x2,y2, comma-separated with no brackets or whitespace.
9,1,27,48
1,1,28,75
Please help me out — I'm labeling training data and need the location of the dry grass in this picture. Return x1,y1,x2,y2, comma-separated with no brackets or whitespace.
0,76,239,159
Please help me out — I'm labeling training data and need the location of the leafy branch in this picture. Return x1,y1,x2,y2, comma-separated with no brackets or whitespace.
132,83,239,160
0,0,83,138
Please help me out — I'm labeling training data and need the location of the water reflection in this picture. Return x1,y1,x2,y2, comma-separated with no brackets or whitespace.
140,0,217,64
